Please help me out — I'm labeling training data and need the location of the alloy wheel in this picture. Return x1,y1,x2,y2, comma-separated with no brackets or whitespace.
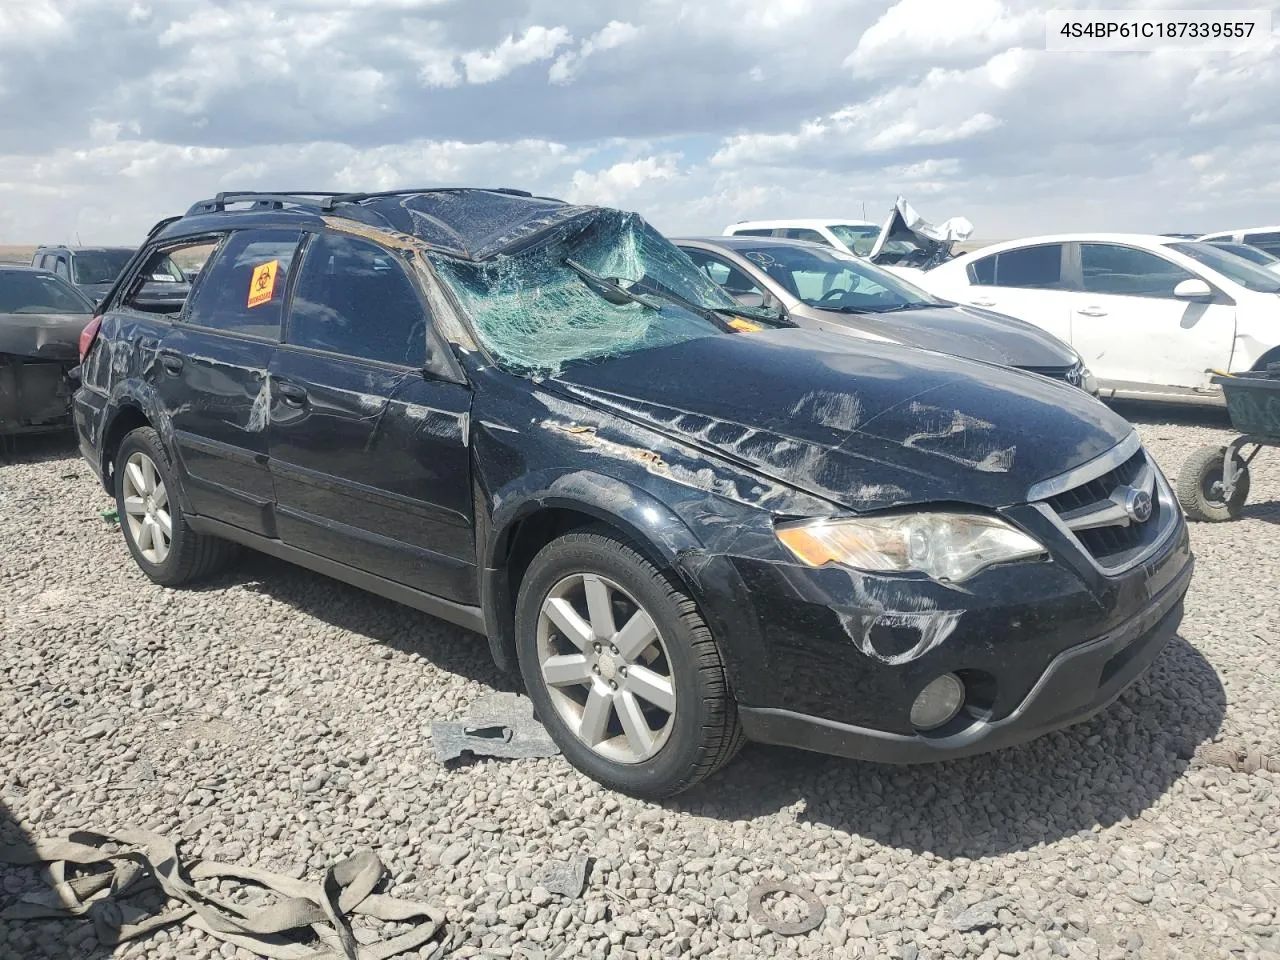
536,573,677,764
121,451,172,565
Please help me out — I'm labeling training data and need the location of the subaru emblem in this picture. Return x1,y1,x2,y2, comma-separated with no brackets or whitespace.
1124,488,1153,523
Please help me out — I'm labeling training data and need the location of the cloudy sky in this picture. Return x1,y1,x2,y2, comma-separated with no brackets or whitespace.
1,0,1277,245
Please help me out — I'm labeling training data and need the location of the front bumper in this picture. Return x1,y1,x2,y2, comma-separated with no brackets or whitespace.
738,549,1192,763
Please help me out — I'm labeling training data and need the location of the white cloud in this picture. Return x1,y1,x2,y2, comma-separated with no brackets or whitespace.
0,0,1278,246
0,130,584,243
567,156,680,206
461,25,572,84
0,5,69,45
549,20,641,85
847,0,1039,76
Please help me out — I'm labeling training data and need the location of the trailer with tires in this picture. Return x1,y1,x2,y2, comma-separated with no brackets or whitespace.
1177,368,1280,521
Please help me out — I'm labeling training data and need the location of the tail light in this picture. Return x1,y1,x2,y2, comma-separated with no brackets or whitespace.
79,315,103,362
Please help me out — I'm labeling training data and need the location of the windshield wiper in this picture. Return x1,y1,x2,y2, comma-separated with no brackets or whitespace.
564,259,658,310
623,278,788,327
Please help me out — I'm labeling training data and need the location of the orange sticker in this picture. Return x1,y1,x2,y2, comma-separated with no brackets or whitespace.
726,317,763,333
246,260,280,308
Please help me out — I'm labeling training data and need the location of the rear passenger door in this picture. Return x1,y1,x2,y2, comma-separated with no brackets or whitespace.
268,231,476,604
958,243,1074,344
155,229,305,536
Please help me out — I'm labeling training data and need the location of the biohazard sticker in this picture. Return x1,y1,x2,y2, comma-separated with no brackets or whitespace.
247,260,280,309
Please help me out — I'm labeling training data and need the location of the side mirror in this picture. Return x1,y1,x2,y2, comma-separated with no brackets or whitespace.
1173,278,1212,300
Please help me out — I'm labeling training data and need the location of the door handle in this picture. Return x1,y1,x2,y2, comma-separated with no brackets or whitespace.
158,351,183,375
275,382,308,407
1076,307,1108,317
970,298,996,307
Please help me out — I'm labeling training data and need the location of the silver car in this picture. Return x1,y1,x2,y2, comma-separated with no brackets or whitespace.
676,236,1096,391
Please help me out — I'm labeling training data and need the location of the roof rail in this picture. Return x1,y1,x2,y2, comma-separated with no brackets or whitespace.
184,187,559,217
185,192,346,216
318,187,535,210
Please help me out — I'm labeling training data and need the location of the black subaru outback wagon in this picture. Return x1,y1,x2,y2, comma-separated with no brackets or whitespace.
75,189,1193,798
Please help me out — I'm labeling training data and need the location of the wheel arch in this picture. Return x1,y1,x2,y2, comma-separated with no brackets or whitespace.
97,385,181,499
480,470,712,676
99,401,152,493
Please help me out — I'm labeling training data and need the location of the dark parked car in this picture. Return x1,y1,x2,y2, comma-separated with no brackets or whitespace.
678,236,1097,391
33,244,192,306
1,265,96,436
75,189,1193,798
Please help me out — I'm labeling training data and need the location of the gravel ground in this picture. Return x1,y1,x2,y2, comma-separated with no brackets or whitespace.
2,403,1278,960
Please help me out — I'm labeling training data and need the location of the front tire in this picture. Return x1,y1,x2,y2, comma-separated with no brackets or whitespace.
1177,443,1250,522
114,426,237,585
514,528,743,798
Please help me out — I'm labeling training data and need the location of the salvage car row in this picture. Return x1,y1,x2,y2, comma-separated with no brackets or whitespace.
719,202,1280,405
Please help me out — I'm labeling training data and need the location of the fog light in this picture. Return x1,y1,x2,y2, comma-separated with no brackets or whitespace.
910,673,965,731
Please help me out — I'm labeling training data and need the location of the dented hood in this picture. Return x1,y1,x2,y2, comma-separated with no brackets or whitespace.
552,329,1130,511
0,312,89,361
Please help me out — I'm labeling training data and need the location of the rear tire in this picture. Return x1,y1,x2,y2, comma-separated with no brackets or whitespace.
514,527,743,798
1177,443,1250,522
114,426,238,585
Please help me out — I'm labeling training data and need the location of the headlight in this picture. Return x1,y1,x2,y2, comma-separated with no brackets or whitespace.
1082,367,1098,395
776,511,1046,583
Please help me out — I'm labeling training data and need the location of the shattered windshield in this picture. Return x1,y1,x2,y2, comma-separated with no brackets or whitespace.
431,211,751,375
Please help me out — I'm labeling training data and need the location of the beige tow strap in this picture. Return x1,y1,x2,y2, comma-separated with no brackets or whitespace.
0,829,445,959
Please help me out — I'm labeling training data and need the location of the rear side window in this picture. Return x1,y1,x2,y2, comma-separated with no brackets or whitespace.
1243,231,1280,255
287,233,428,367
53,257,71,280
1080,244,1194,298
186,230,304,339
972,244,1064,288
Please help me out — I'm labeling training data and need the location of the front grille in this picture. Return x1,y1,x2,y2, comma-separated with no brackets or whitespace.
1033,442,1173,572
1073,496,1164,566
1046,449,1146,514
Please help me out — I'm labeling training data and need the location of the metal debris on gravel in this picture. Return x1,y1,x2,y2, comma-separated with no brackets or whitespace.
2,406,1279,960
431,692,560,764
746,880,826,936
532,855,589,900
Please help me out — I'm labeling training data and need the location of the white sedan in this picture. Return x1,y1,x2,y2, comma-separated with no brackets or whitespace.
919,234,1280,404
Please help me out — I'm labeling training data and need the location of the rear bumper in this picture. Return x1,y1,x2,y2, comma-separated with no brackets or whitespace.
739,554,1192,764
72,385,109,484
